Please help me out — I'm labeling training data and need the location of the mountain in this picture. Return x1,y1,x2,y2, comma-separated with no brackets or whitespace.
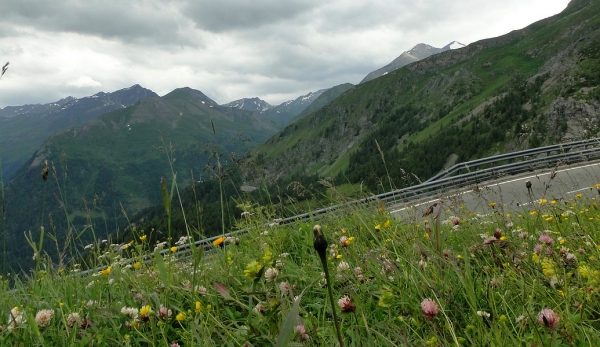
222,90,326,126
3,87,278,271
0,84,157,180
246,0,600,191
252,90,327,126
360,41,465,84
442,41,466,50
293,83,355,122
222,97,273,113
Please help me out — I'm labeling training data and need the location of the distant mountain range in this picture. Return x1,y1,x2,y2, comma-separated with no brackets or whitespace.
223,89,328,126
360,41,465,83
3,86,280,270
0,84,157,180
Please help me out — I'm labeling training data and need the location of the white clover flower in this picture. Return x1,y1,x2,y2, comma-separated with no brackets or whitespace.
121,306,139,320
35,309,54,328
265,268,279,282
337,261,350,272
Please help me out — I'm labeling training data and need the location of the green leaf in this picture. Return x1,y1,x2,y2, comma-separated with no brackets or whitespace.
154,250,170,287
275,294,302,347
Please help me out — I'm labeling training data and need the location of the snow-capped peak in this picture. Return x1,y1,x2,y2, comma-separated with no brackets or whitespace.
445,41,466,50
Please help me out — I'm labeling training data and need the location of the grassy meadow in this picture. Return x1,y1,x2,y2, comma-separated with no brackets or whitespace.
2,176,600,346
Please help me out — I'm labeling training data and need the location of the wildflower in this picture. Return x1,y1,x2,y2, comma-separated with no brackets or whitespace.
421,299,439,321
337,261,350,272
541,259,556,277
212,236,226,248
100,266,111,276
253,303,265,315
418,259,428,270
539,234,555,245
537,308,559,329
7,307,25,331
375,224,381,232
139,235,147,241
383,219,391,228
279,281,290,295
195,285,207,295
262,248,273,262
275,259,284,268
195,301,202,314
133,261,142,269
121,307,139,320
175,312,186,322
295,324,310,341
170,344,181,347
477,311,491,318
170,246,177,253
489,202,497,208
576,193,583,198
378,288,394,308
158,305,172,319
338,295,356,313
67,312,82,328
140,305,152,321
539,198,547,205
483,237,496,245
244,260,263,279
340,235,355,247
264,268,279,282
515,315,525,323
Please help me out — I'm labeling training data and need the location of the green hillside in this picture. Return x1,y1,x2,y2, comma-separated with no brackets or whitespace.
246,0,600,192
2,87,278,271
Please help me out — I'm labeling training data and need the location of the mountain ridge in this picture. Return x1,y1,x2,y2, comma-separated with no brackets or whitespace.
360,41,465,84
0,84,157,180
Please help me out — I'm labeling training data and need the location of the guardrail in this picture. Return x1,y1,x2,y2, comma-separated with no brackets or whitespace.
426,137,600,182
79,138,600,275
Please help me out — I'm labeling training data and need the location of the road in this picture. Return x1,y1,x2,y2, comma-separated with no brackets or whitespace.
390,160,600,223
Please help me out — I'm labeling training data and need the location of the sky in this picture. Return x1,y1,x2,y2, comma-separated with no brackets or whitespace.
0,0,571,108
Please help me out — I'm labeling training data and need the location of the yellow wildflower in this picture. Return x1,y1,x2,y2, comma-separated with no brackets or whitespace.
541,259,556,277
545,216,554,222
176,312,186,321
133,262,142,269
262,248,273,262
195,301,202,313
375,224,381,232
579,265,592,278
213,237,226,247
539,198,547,205
244,260,262,278
336,254,343,259
489,202,497,208
170,246,177,253
140,305,152,317
139,235,147,241
101,266,111,276
576,193,583,198
383,220,391,228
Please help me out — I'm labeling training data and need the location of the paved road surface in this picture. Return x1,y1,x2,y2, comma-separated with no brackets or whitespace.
390,161,600,223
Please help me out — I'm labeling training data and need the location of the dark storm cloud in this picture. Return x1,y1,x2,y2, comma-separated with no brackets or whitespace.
0,0,192,45
181,0,320,32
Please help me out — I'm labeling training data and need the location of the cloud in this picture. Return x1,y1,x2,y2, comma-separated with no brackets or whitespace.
0,0,571,109
66,75,102,88
0,0,195,46
181,0,321,33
